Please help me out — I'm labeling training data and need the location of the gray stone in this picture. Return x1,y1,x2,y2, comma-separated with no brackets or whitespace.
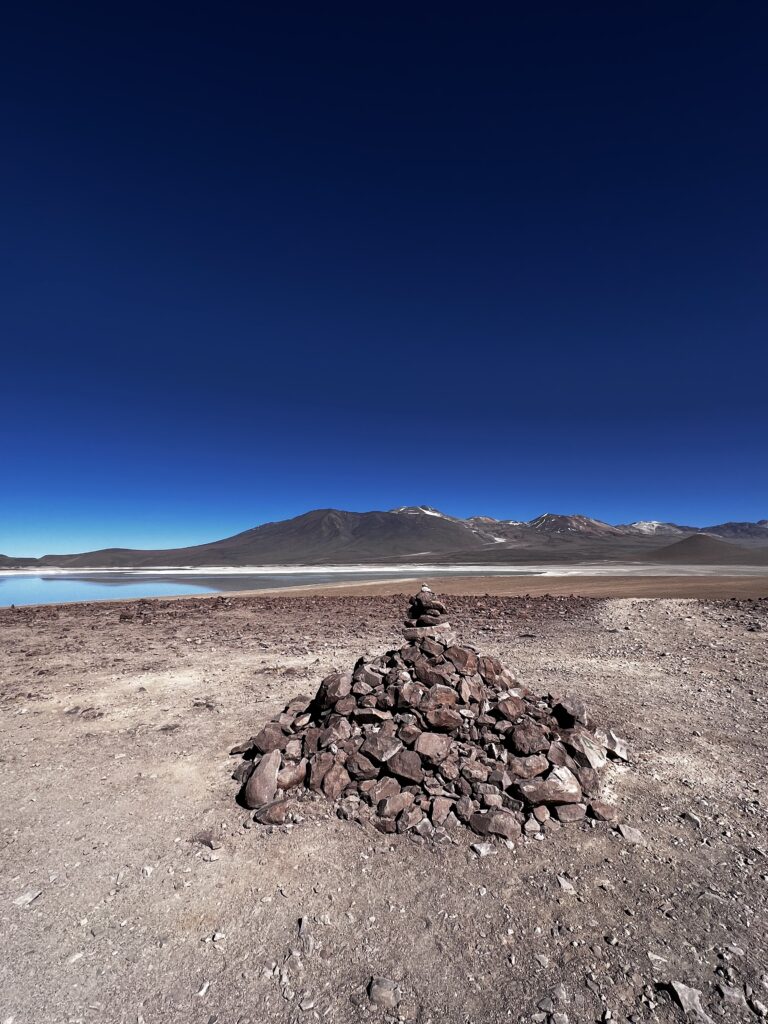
368,977,402,1009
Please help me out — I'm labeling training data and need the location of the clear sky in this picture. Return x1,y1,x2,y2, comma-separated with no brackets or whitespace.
2,3,767,556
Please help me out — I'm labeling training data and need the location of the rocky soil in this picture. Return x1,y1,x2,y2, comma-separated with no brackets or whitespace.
1,592,767,1024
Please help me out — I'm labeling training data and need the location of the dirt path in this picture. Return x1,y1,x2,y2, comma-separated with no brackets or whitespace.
1,593,766,1023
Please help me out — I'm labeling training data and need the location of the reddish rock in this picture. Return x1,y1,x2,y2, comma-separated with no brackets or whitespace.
547,740,567,766
370,776,401,803
360,732,403,764
488,768,513,789
516,765,582,805
254,799,289,824
589,800,618,821
252,722,288,754
353,707,393,725
431,796,453,825
565,731,608,770
461,760,489,783
510,722,550,755
552,694,588,728
415,664,456,688
397,805,424,832
487,808,520,839
307,751,335,792
554,802,587,823
497,696,525,721
414,732,452,764
372,815,397,834
398,723,422,746
378,791,414,818
454,795,475,822
318,717,352,748
277,758,308,790
478,655,503,684
424,683,459,707
397,681,426,709
388,749,424,784
444,646,479,675
334,695,357,716
574,764,600,796
322,761,351,800
459,675,486,703
425,707,463,731
508,754,549,780
318,672,352,708
243,749,282,808
346,751,379,781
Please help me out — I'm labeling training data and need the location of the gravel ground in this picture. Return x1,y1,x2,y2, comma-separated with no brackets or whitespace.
1,592,767,1024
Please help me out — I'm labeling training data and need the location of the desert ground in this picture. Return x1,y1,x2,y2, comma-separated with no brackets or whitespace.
1,584,767,1024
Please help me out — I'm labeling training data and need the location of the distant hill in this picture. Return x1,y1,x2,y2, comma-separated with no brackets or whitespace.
34,509,499,568
0,554,39,568
2,505,767,568
648,534,768,565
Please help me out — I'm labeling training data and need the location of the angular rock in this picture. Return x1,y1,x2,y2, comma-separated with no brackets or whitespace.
396,805,424,832
510,722,550,755
360,732,403,764
345,751,379,781
552,695,588,728
322,761,351,801
497,696,525,721
252,722,288,754
317,672,352,708
425,706,463,731
388,749,424,784
444,646,479,675
368,977,402,1009
254,799,289,824
431,796,453,825
378,791,414,818
565,731,608,770
589,799,618,821
554,802,587,823
508,754,549,780
516,765,582,805
370,776,401,803
414,732,452,764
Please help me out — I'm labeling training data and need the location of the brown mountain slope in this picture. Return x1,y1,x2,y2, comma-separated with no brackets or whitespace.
646,534,768,565
35,509,500,568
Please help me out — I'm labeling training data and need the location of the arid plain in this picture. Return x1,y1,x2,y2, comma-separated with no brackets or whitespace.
2,581,767,1024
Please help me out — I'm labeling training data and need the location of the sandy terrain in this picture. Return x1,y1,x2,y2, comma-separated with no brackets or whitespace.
1,591,767,1024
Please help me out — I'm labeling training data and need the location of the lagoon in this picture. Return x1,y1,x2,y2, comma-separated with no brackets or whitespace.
0,567,540,607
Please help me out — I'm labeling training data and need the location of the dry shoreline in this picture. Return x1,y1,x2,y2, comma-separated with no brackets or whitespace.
227,573,768,599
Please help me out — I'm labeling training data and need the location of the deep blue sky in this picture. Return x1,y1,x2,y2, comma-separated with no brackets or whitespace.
2,3,767,555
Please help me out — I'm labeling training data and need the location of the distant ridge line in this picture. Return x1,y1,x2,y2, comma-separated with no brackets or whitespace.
2,506,767,568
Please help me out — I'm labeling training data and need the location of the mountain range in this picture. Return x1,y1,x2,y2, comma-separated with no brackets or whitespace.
2,506,768,568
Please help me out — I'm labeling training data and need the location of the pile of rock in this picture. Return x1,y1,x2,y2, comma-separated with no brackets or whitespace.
231,590,627,842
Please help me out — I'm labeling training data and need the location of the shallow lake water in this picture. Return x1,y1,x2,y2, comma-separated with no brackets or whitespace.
0,568,539,607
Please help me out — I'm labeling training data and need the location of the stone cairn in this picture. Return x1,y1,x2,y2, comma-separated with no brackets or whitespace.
231,590,627,843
